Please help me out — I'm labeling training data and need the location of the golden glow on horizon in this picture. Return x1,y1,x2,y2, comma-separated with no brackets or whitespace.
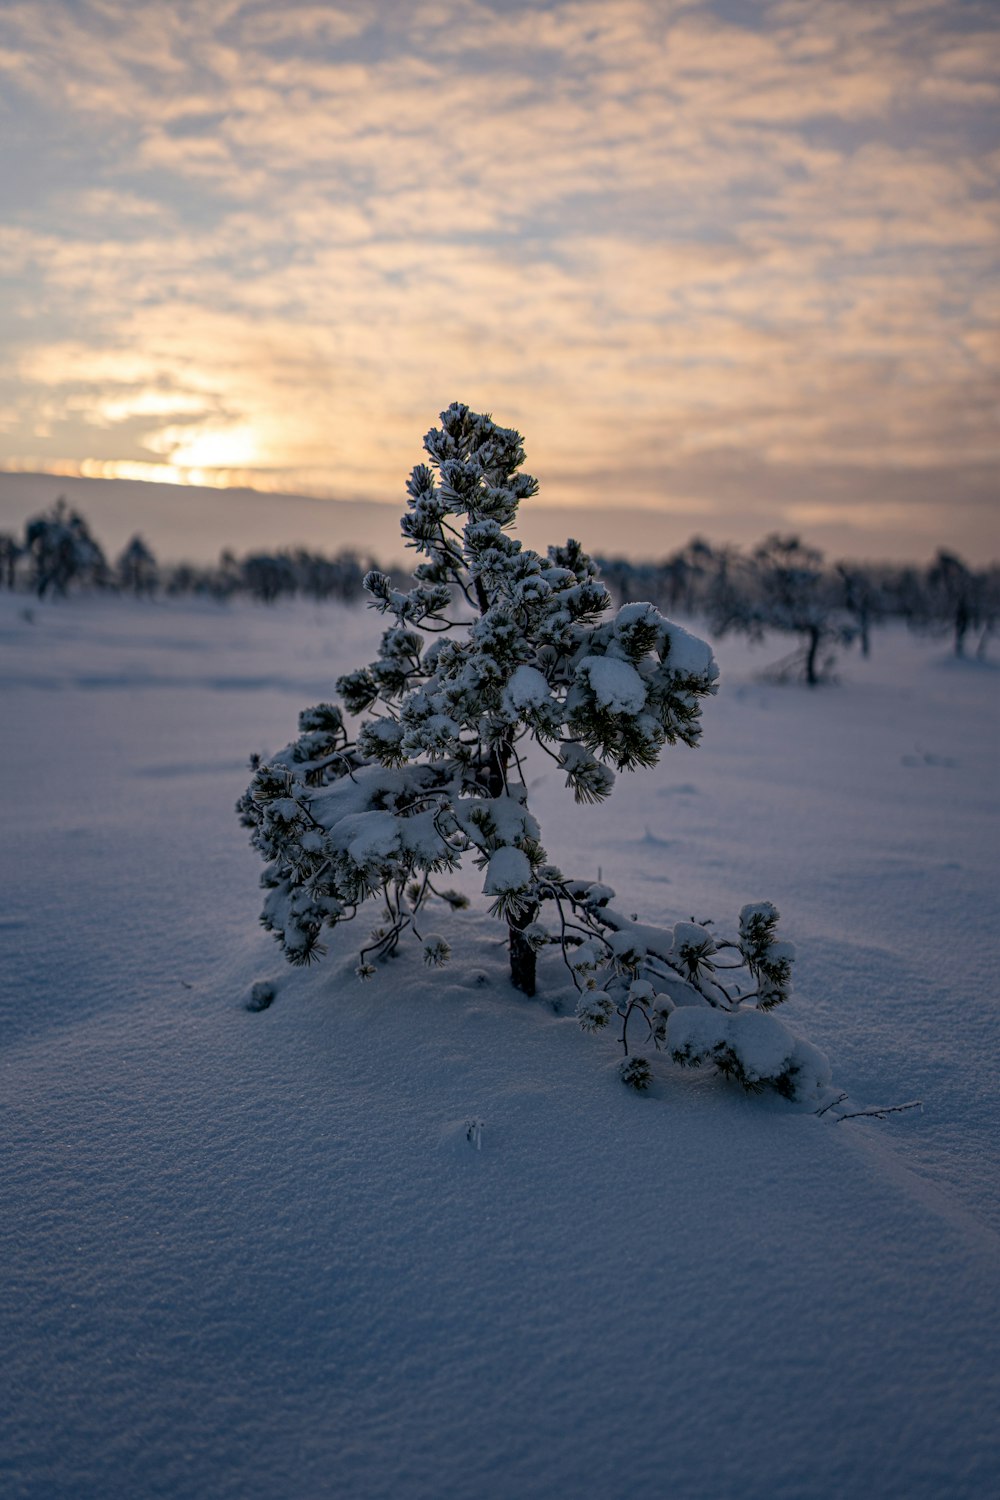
80,459,249,489
147,421,263,471
2,456,278,492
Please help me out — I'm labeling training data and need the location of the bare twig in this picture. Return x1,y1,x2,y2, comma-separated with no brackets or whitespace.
836,1100,923,1123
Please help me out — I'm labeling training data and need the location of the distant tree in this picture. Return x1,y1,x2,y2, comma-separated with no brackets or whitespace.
710,534,844,686
24,500,107,597
163,562,201,597
157,547,381,604
0,532,22,590
216,550,244,600
241,553,298,603
835,562,886,659
597,538,718,618
660,536,717,615
925,550,981,658
975,566,1000,659
287,548,371,603
116,535,158,596
879,564,927,630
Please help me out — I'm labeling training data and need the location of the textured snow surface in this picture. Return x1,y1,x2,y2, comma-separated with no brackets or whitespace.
1,593,999,1500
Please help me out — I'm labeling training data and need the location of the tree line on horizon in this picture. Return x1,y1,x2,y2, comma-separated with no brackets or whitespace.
0,498,376,607
1,498,996,677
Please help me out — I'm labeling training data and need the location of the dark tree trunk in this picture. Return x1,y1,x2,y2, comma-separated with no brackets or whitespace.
477,578,539,995
805,626,822,686
484,741,508,799
508,905,539,996
954,603,969,658
482,736,538,994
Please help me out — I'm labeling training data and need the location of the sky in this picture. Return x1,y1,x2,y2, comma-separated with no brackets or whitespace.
1,0,998,560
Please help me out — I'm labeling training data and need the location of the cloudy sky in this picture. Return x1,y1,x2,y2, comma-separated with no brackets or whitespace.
1,0,997,558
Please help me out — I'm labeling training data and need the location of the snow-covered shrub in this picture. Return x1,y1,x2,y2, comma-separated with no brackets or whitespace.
667,1004,829,1099
619,1056,652,1092
529,879,829,1102
238,403,825,1101
245,980,277,1012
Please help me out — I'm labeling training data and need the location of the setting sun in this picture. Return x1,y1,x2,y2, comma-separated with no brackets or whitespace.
150,422,264,473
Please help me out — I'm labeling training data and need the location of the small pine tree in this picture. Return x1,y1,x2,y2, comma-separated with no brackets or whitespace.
238,403,719,996
238,405,827,1101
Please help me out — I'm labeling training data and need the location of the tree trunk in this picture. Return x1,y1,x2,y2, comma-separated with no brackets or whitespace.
476,563,539,996
482,736,538,994
805,626,821,687
955,604,969,658
508,904,539,996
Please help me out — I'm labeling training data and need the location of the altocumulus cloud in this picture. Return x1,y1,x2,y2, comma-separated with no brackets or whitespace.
0,0,996,557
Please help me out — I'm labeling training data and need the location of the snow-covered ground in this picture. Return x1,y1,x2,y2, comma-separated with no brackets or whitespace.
2,590,998,1500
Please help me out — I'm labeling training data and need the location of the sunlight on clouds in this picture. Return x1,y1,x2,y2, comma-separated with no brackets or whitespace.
96,390,212,424
239,6,366,46
0,0,997,555
786,501,930,532
146,423,264,470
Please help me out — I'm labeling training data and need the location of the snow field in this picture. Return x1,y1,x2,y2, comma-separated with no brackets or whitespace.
1,591,998,1499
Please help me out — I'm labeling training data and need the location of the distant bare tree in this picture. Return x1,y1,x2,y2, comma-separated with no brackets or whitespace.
0,532,22,589
926,551,980,658
709,535,846,686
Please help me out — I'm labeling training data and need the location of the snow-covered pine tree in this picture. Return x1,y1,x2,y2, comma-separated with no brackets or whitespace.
238,402,719,994
238,404,825,1100
25,500,107,598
